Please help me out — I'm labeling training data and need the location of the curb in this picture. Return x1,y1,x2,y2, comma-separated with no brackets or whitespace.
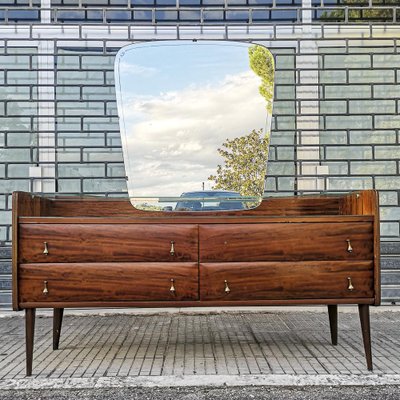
1,374,400,390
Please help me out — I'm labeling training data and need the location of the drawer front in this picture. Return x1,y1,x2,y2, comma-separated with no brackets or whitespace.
200,261,374,301
199,222,373,262
19,263,198,302
19,224,198,263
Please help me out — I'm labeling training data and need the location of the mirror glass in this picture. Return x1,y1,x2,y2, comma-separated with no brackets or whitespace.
115,40,274,211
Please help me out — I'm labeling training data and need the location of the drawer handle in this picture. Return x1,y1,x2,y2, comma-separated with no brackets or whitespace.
346,239,353,253
43,281,49,295
43,241,49,255
347,277,354,291
170,241,175,256
224,280,231,294
170,279,176,293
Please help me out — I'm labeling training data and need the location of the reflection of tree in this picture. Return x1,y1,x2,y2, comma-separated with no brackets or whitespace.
208,129,269,198
207,45,273,199
0,90,35,131
319,0,394,21
135,203,164,211
248,45,274,113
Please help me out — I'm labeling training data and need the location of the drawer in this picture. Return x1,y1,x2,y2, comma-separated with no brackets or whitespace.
19,263,198,302
199,222,373,262
19,224,198,263
200,261,374,301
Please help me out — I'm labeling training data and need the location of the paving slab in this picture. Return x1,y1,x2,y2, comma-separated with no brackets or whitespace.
0,308,399,390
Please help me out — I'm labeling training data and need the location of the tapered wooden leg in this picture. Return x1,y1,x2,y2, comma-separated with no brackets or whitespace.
25,308,36,376
53,308,64,350
328,305,338,345
358,304,373,371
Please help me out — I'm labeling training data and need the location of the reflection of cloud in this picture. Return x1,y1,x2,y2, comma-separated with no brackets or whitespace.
119,61,157,77
121,70,269,197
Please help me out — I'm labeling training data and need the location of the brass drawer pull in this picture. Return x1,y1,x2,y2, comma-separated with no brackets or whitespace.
346,239,353,253
170,279,176,293
347,277,354,291
224,280,230,294
170,241,175,256
43,241,49,255
43,281,49,295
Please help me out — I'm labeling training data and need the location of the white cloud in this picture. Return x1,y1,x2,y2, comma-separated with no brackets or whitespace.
118,61,157,77
120,70,271,198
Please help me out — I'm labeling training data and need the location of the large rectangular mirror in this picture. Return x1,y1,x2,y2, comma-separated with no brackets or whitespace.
115,40,274,211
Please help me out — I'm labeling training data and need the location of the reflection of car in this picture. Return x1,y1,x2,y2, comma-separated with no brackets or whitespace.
175,190,245,211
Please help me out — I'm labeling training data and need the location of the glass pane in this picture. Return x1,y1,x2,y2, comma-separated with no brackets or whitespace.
115,41,274,212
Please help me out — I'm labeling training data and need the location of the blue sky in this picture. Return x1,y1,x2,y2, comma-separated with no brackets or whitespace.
117,41,253,97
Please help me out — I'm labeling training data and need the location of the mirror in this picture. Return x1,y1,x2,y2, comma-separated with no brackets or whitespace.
115,40,274,211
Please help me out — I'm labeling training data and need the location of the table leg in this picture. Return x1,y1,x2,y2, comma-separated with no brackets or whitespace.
358,304,373,371
25,308,36,376
328,304,338,345
53,308,64,350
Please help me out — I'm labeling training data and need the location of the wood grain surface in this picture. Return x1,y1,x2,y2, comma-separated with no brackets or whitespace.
19,215,373,225
199,222,373,262
339,190,380,306
19,298,375,309
43,194,343,217
12,192,51,310
19,262,199,302
19,224,199,263
13,190,379,310
200,261,374,301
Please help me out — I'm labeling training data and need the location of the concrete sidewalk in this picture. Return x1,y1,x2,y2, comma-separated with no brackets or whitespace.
0,307,400,389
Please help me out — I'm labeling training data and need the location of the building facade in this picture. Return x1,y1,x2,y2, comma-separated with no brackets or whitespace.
0,0,399,308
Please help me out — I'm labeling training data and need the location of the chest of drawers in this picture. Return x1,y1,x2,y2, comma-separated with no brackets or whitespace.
12,190,380,375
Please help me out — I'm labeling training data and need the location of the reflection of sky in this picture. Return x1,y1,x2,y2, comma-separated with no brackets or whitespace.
115,41,272,198
118,42,254,97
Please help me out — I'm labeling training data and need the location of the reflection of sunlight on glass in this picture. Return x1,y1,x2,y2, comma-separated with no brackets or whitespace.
115,41,274,212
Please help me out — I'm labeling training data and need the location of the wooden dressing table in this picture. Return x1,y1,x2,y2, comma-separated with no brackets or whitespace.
12,189,380,375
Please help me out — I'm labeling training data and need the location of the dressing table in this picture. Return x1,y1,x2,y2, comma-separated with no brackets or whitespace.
13,189,380,375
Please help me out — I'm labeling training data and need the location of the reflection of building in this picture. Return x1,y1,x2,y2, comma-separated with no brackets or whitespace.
0,2,399,307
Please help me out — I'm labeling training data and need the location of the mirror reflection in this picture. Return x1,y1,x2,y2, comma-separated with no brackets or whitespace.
115,40,274,211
